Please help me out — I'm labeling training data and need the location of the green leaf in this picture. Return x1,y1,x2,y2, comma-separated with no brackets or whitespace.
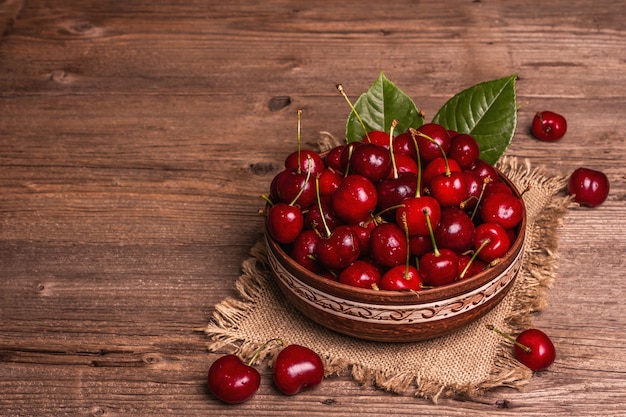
346,72,424,143
432,74,517,165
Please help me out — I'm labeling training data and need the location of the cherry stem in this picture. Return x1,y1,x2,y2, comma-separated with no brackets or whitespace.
336,83,370,143
485,325,532,353
424,211,440,257
247,337,287,366
296,109,303,174
470,176,492,221
389,119,399,179
288,155,313,206
259,194,274,207
409,128,423,198
315,176,332,238
460,238,489,279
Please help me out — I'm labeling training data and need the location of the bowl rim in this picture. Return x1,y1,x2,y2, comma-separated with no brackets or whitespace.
266,168,527,305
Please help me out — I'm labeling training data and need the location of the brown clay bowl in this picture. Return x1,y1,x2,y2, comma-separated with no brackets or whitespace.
265,169,527,343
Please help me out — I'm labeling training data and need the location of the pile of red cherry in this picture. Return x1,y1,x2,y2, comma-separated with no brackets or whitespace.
207,109,612,405
264,121,525,291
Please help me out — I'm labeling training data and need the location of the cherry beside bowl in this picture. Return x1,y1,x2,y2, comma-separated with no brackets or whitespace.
265,170,527,343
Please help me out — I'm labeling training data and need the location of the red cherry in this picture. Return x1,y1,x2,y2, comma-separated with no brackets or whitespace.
317,168,343,196
391,131,417,157
284,149,325,174
567,167,610,207
208,354,261,404
396,196,441,237
449,133,480,169
419,248,459,287
531,111,567,141
474,222,511,263
315,225,361,271
389,154,418,177
422,157,461,187
430,171,468,208
379,265,423,291
273,344,324,395
369,222,408,267
480,192,524,230
331,174,378,224
266,203,303,244
514,328,557,371
274,169,316,209
409,234,433,257
338,259,381,289
434,207,475,253
348,143,392,183
376,172,417,213
289,229,321,273
324,145,346,172
470,159,500,184
414,123,451,163
363,130,391,148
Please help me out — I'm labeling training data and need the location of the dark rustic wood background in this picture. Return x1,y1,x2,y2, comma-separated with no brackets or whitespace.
1,1,625,416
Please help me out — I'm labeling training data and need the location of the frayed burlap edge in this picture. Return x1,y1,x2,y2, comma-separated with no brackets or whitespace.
202,136,576,402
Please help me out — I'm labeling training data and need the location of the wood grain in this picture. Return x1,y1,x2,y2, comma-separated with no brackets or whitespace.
1,0,625,416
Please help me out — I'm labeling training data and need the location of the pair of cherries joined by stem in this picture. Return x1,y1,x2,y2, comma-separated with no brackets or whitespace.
208,338,324,404
531,110,610,207
263,105,526,292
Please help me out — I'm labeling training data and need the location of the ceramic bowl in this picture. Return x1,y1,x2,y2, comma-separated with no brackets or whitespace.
265,171,526,342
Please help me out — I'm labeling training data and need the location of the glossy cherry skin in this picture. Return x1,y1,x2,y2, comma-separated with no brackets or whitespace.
273,344,324,396
324,145,346,172
331,174,378,224
315,225,361,271
515,328,556,371
430,171,468,208
391,131,417,157
567,167,610,207
434,207,475,253
470,159,500,184
284,149,325,174
348,143,392,183
363,130,391,148
274,169,316,209
379,265,423,291
421,157,461,187
396,196,441,237
317,168,343,196
531,111,567,141
474,222,511,263
289,229,321,273
376,173,417,213
266,203,303,244
480,192,524,230
419,249,459,287
338,259,381,289
449,133,480,169
208,354,261,404
414,123,451,163
369,223,408,267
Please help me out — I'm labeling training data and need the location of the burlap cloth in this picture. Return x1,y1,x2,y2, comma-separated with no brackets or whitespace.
203,154,573,402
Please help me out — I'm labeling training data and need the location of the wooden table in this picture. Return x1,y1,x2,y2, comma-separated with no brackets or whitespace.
1,1,625,415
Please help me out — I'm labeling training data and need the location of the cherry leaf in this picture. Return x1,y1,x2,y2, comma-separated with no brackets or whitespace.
432,74,518,165
346,72,424,143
